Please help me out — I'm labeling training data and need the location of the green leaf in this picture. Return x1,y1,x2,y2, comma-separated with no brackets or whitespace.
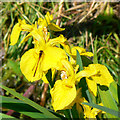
70,104,80,119
0,113,19,120
59,109,72,120
82,102,120,118
45,69,52,88
76,50,93,104
1,95,46,119
48,109,66,120
81,56,93,67
98,86,119,118
109,81,119,103
1,95,65,120
76,50,83,71
0,84,59,119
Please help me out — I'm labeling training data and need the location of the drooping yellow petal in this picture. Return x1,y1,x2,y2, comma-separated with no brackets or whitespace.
71,47,85,55
20,49,43,82
81,52,94,57
10,23,21,45
86,64,114,87
50,79,76,111
41,47,67,71
48,23,65,31
63,88,83,110
46,34,66,47
71,46,93,57
76,64,114,96
86,78,97,96
75,67,98,82
11,19,34,45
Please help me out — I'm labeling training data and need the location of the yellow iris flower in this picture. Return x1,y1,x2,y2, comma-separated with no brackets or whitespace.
70,46,93,65
71,46,94,57
61,45,93,65
20,34,67,82
10,12,66,82
82,98,105,118
38,12,65,31
76,64,114,96
10,12,65,46
50,60,84,111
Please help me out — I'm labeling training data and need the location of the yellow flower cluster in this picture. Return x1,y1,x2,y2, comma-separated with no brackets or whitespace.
10,12,114,118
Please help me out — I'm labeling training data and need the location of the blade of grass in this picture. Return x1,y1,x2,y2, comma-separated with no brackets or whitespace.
82,102,120,118
1,96,46,119
105,48,119,64
76,50,83,71
113,33,120,45
76,50,93,104
0,113,19,120
98,86,119,118
0,84,59,119
109,81,119,103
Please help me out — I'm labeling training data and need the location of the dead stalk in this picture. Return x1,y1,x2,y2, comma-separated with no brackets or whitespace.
56,0,64,26
40,83,49,107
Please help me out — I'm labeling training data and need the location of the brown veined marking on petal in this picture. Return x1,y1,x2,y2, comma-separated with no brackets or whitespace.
32,50,43,77
65,85,73,88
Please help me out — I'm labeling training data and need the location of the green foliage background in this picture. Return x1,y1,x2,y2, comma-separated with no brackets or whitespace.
1,2,120,119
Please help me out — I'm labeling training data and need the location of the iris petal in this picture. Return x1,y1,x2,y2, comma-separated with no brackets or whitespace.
41,47,67,71
10,23,21,45
50,80,76,111
20,49,42,82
